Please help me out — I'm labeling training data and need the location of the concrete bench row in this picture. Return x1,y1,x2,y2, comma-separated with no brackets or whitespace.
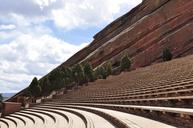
0,106,86,128
54,79,193,104
1,104,123,128
60,77,193,99
47,103,193,128
39,103,177,128
60,74,193,100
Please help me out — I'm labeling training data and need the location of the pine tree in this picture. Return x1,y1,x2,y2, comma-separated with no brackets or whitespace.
49,69,59,89
83,62,95,82
28,77,41,97
41,77,52,96
64,67,74,86
72,64,85,85
104,62,112,76
95,66,107,79
121,54,131,71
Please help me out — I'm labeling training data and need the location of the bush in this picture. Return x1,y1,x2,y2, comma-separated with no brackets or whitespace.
38,66,78,96
62,67,74,86
162,48,173,61
104,62,112,76
121,54,131,71
28,77,41,97
83,63,95,82
95,66,107,79
72,64,85,85
39,77,52,96
49,69,63,89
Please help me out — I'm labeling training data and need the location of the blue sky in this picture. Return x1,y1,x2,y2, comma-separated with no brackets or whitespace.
0,0,142,93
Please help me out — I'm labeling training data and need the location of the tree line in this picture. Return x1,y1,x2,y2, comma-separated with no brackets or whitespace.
28,48,172,98
28,54,132,98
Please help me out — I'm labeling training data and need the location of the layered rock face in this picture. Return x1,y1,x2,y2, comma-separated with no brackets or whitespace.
59,0,193,69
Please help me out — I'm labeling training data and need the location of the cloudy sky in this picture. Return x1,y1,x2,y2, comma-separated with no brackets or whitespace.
0,0,142,93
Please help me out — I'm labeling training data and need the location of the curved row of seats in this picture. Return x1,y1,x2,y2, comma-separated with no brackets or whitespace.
52,55,193,108
2,55,193,127
38,103,176,128
47,55,193,127
0,106,87,128
0,104,120,128
0,100,174,128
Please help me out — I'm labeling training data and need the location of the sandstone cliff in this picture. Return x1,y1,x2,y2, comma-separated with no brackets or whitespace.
58,0,193,69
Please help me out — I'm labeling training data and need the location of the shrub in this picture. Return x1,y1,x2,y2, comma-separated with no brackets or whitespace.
48,68,70,90
64,67,74,86
95,66,107,79
28,77,41,97
83,62,95,82
121,54,131,71
162,48,173,61
56,70,67,89
51,69,61,83
39,67,75,96
61,67,72,86
39,77,52,96
72,64,85,85
104,62,112,76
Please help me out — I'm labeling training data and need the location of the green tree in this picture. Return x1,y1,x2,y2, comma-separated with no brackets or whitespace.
121,54,131,71
40,77,52,96
0,93,3,102
64,67,74,86
72,64,85,85
104,62,112,76
59,67,75,89
49,69,60,89
95,66,107,79
95,67,101,79
54,70,65,90
83,62,95,82
28,77,41,97
162,48,173,61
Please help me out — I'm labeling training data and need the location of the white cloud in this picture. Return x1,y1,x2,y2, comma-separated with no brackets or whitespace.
0,0,142,30
0,24,16,30
51,0,142,29
0,33,88,93
0,0,142,93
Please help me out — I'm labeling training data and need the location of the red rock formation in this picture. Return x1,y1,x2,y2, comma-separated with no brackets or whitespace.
57,0,193,70
84,0,193,68
58,0,171,68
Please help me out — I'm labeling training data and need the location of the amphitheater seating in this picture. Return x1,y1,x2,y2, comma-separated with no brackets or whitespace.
2,55,193,127
47,55,193,127
51,56,193,108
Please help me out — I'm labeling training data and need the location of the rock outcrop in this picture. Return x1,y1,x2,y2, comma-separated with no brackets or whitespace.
58,0,193,69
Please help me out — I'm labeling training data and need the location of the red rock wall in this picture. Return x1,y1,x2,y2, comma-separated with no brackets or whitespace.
57,0,193,70
57,0,170,68
1,102,21,117
82,0,193,68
